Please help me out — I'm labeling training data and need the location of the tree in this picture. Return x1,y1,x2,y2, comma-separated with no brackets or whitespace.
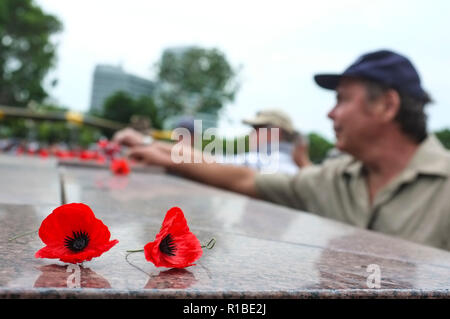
101,91,163,129
154,46,239,120
34,103,70,144
0,0,62,107
308,133,334,164
435,129,450,150
101,91,136,124
134,95,163,129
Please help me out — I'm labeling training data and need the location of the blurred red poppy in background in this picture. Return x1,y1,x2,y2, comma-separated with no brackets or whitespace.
97,139,109,149
80,150,98,161
35,203,119,264
38,149,49,158
55,150,72,159
110,158,130,175
144,207,202,268
104,142,121,160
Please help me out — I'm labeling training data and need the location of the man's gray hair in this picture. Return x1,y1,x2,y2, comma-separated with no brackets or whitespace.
363,79,431,143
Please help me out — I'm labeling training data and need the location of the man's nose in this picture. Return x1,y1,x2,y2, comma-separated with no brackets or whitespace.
327,105,337,120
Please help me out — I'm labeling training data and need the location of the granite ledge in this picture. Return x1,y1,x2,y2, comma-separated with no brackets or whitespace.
0,288,449,299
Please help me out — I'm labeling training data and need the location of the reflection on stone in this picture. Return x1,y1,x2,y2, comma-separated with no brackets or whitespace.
306,235,416,289
95,176,129,191
34,264,111,288
144,268,196,289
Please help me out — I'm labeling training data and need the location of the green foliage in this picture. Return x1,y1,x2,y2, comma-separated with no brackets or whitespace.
30,121,101,147
78,126,101,148
0,118,28,138
155,46,239,119
35,102,68,113
100,91,163,129
27,104,70,144
134,95,163,129
0,103,102,147
0,0,62,106
36,121,70,144
435,129,450,149
308,133,334,164
101,91,135,124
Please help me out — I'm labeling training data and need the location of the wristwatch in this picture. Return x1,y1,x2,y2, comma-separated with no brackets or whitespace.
141,135,154,146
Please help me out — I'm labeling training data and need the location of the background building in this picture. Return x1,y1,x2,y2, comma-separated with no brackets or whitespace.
89,64,155,113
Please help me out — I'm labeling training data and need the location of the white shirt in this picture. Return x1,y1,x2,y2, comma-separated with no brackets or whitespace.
222,142,299,175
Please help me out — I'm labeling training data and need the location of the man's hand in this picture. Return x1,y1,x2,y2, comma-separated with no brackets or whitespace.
127,144,173,167
113,128,145,147
292,140,312,168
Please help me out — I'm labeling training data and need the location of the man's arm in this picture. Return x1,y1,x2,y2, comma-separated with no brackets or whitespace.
128,144,259,198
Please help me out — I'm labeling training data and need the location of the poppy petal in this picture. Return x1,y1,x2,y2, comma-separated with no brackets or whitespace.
159,233,203,268
39,203,97,244
143,241,160,266
159,207,190,234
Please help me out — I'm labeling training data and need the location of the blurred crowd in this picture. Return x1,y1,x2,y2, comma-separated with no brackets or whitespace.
0,137,121,162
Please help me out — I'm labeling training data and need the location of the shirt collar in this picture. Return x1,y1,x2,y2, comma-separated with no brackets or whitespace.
342,157,363,178
343,134,450,178
406,134,450,177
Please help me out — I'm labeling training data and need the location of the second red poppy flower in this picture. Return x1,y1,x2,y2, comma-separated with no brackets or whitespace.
110,158,130,175
144,207,203,268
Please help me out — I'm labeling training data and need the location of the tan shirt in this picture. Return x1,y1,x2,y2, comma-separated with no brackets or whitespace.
255,135,450,251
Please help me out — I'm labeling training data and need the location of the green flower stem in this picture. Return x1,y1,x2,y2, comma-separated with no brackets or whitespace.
201,237,216,249
8,230,38,242
126,249,144,253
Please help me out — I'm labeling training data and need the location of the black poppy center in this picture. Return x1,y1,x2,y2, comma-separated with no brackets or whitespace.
159,234,177,256
64,230,90,252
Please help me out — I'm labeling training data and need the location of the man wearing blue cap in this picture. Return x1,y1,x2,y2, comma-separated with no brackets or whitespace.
124,50,450,251
254,50,449,250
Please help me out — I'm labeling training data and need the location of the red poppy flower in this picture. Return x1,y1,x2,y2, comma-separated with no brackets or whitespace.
16,146,24,155
97,139,109,149
110,158,130,175
39,149,49,158
35,203,119,264
80,150,97,160
55,150,71,159
144,207,202,268
104,142,121,160
69,150,78,158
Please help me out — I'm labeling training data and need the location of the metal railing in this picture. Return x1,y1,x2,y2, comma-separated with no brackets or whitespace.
0,104,127,131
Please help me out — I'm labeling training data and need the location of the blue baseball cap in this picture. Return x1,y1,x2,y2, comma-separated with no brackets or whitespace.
314,50,428,101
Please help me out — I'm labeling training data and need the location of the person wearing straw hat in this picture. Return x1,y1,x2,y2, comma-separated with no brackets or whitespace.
225,109,307,174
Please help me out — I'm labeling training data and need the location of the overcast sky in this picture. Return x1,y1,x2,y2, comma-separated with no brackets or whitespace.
35,0,450,140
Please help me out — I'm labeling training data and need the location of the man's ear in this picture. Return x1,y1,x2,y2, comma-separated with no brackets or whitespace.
381,89,401,122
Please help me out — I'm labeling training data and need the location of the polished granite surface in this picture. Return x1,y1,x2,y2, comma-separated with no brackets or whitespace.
0,155,60,206
0,155,449,298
